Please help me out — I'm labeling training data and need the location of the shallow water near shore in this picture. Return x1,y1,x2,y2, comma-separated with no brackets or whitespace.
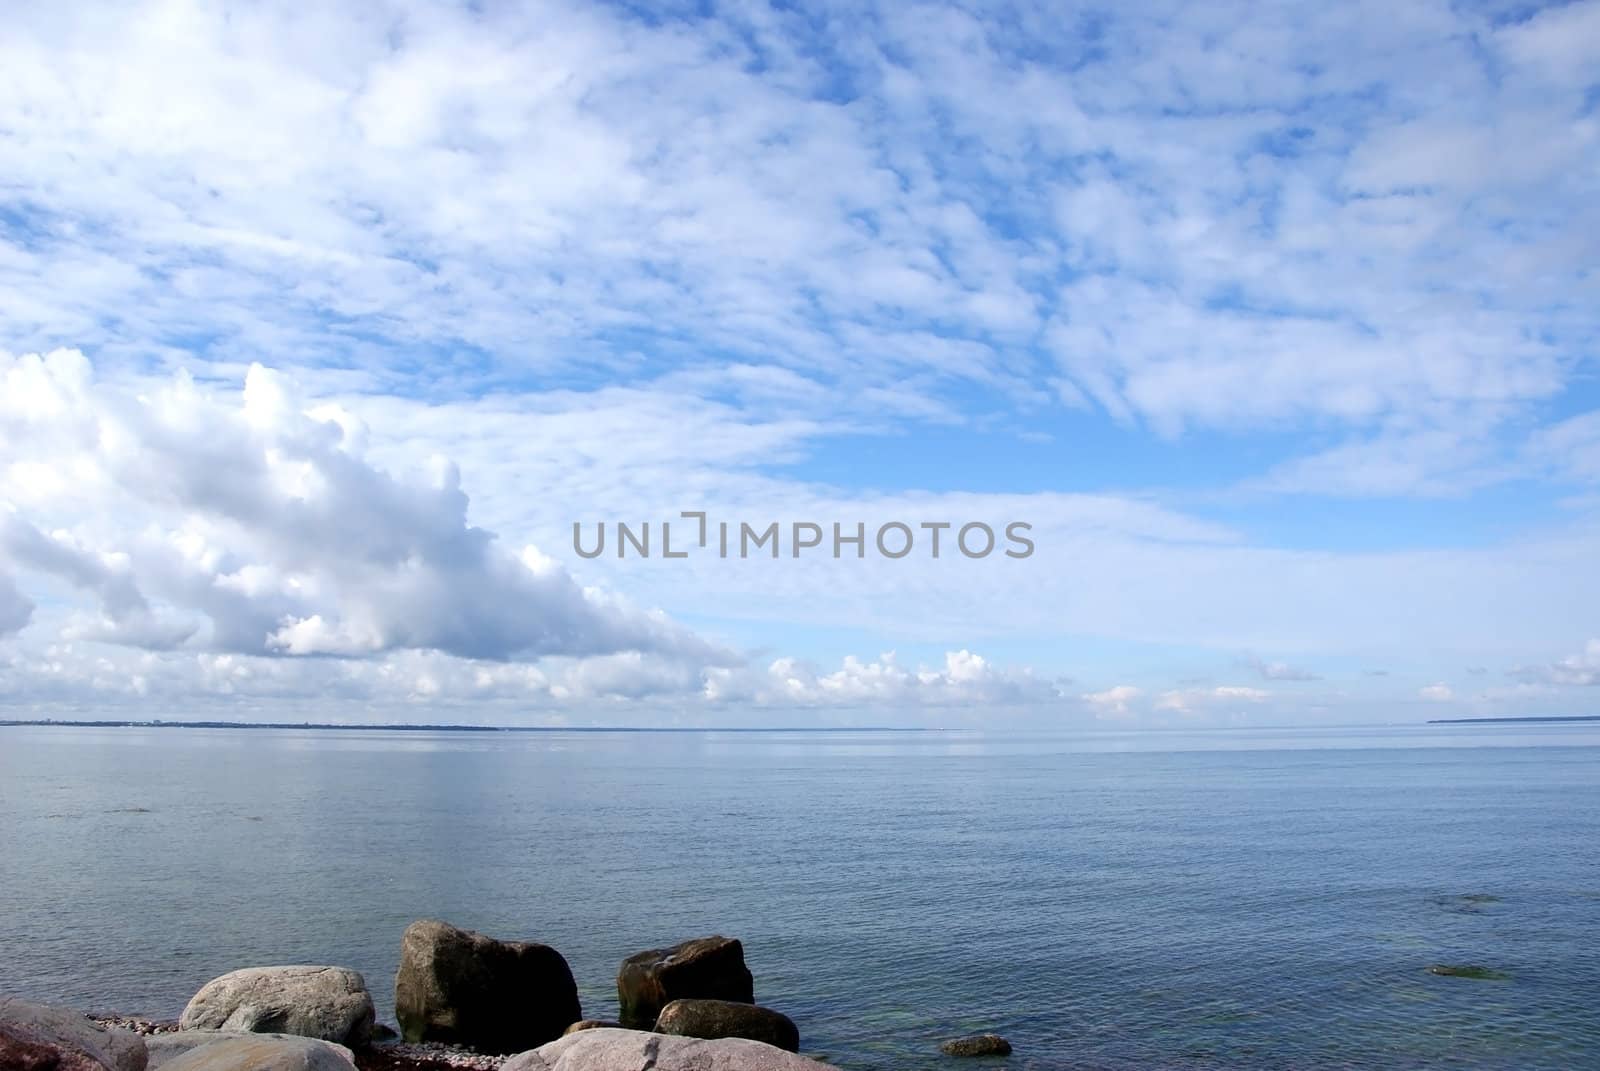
3,722,1598,1070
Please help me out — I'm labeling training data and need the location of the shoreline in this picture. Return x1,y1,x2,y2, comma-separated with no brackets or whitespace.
84,1014,527,1071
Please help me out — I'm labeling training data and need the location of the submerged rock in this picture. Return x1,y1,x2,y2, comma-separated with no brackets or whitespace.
158,1035,355,1071
939,1034,1012,1057
616,937,754,1030
179,966,374,1045
654,999,799,1053
147,1032,352,1071
1426,964,1510,980
394,919,580,1053
0,997,148,1071
502,1027,838,1071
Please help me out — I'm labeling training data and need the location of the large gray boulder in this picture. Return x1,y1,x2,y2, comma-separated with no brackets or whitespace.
502,1028,838,1071
654,999,798,1052
394,919,580,1053
146,1033,352,1071
616,937,753,1030
158,1036,355,1071
0,997,148,1071
179,967,373,1045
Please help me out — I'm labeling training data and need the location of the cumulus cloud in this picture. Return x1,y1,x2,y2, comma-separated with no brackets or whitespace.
1083,684,1142,719
1419,683,1454,701
1155,685,1270,715
0,511,195,649
0,350,726,668
1511,639,1600,687
2,3,1598,721
0,571,33,637
706,649,1068,709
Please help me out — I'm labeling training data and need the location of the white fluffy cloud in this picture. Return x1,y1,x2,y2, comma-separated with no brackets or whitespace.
1083,685,1142,720
0,351,1079,717
3,2,1600,722
1512,640,1600,687
0,349,724,667
1419,683,1454,702
0,571,33,637
1153,685,1271,717
706,649,1068,709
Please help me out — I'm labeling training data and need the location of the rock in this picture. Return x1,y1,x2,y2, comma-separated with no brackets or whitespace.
616,937,754,1030
1426,964,1510,980
502,1028,839,1071
146,1033,352,1071
654,1000,798,1053
367,1023,399,1042
394,919,580,1053
939,1034,1012,1057
560,1020,622,1036
179,967,374,1046
158,1035,355,1071
0,997,148,1071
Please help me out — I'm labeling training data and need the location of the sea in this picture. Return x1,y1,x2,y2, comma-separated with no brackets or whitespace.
2,722,1597,1070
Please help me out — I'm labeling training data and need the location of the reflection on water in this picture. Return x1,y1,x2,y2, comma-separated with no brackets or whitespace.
2,723,1597,1070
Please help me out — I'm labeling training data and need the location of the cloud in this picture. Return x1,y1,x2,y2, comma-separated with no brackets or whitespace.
706,649,1068,709
2,3,1599,723
1511,639,1600,687
1155,684,1270,714
0,511,195,649
0,0,1593,457
1419,683,1454,701
0,350,727,668
0,571,33,637
1243,656,1321,681
1083,684,1142,719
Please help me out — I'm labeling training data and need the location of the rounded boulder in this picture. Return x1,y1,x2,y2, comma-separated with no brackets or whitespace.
655,999,799,1053
179,967,374,1046
503,1027,838,1071
394,919,580,1054
159,1035,355,1071
616,936,753,1030
0,997,148,1071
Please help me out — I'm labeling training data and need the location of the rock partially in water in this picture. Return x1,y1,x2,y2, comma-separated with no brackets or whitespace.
394,919,580,1054
654,999,799,1053
502,1027,839,1071
0,997,148,1071
560,1020,622,1036
148,1032,353,1070
616,937,753,1030
180,966,375,1045
159,1035,355,1071
1426,964,1510,980
939,1033,1012,1057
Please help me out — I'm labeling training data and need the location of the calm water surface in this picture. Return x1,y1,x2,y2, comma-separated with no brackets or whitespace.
2,723,1598,1069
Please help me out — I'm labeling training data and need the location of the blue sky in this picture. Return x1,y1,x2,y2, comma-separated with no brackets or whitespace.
0,0,1598,724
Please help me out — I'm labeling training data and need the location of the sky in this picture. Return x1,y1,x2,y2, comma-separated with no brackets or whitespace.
0,0,1597,726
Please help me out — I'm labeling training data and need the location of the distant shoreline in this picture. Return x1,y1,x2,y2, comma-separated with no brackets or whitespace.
0,719,928,733
1426,715,1600,724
